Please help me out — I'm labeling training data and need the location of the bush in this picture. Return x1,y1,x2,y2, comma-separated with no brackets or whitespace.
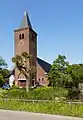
0,75,4,87
2,87,68,100
67,87,80,100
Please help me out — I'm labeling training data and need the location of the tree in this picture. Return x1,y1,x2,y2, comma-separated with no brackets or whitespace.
66,64,83,87
64,64,83,99
0,57,8,86
0,69,10,79
0,75,4,87
12,52,35,92
0,57,7,68
48,55,83,99
48,55,69,87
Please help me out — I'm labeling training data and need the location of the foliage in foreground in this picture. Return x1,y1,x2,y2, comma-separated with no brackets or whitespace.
48,55,69,87
0,100,83,118
48,55,83,99
0,57,9,87
1,87,68,100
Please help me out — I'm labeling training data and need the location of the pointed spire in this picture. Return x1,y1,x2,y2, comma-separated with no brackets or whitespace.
20,11,32,29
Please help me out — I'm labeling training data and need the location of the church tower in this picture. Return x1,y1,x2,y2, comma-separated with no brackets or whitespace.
14,12,37,87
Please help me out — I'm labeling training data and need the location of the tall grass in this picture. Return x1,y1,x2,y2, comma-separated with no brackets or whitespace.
0,100,83,117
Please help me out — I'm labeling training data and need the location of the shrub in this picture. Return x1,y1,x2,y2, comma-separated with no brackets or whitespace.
0,75,4,87
2,87,68,100
67,87,80,100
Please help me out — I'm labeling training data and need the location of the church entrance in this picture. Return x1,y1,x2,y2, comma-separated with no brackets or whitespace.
18,80,26,87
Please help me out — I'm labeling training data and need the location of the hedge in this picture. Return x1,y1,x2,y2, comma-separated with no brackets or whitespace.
2,87,68,100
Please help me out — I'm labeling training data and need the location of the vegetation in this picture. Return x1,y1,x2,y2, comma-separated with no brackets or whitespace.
0,75,4,87
0,54,83,117
1,87,68,100
0,56,7,68
12,52,36,92
0,53,83,100
0,100,83,117
48,55,69,87
48,55,83,99
0,57,9,86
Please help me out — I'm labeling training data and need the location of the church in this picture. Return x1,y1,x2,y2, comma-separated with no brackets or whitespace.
13,11,51,87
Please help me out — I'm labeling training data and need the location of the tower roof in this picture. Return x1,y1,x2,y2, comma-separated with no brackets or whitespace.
20,11,32,29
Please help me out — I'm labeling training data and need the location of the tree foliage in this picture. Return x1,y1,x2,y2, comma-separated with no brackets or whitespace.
48,55,83,99
0,69,10,79
48,55,69,87
0,57,7,68
52,55,69,72
0,75,4,87
0,57,8,86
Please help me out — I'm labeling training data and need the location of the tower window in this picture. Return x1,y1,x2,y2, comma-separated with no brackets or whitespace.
42,78,44,81
19,34,21,40
39,78,40,81
22,34,24,39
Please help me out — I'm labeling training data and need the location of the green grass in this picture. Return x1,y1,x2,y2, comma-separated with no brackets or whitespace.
0,100,83,118
0,87,82,117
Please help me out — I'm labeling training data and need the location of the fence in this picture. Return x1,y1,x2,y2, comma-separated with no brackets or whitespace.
1,98,83,104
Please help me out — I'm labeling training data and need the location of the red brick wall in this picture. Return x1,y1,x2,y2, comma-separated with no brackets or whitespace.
37,62,49,86
14,27,37,87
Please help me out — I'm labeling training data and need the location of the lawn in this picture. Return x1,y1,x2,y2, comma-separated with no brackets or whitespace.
0,87,82,118
0,99,83,118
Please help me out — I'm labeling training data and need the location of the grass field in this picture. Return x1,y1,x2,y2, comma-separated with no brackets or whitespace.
0,99,83,118
0,87,82,117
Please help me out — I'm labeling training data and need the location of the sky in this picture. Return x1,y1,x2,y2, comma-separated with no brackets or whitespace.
0,0,83,69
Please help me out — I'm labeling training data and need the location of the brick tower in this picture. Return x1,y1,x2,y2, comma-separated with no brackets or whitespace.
14,11,37,87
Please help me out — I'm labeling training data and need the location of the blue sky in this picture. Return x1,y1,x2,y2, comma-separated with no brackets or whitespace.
0,0,83,69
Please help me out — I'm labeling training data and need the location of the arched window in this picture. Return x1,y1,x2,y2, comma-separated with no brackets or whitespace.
19,34,21,40
22,34,24,39
42,78,44,81
39,78,40,81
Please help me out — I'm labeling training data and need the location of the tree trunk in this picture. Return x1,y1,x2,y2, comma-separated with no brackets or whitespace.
26,74,30,92
26,78,29,92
